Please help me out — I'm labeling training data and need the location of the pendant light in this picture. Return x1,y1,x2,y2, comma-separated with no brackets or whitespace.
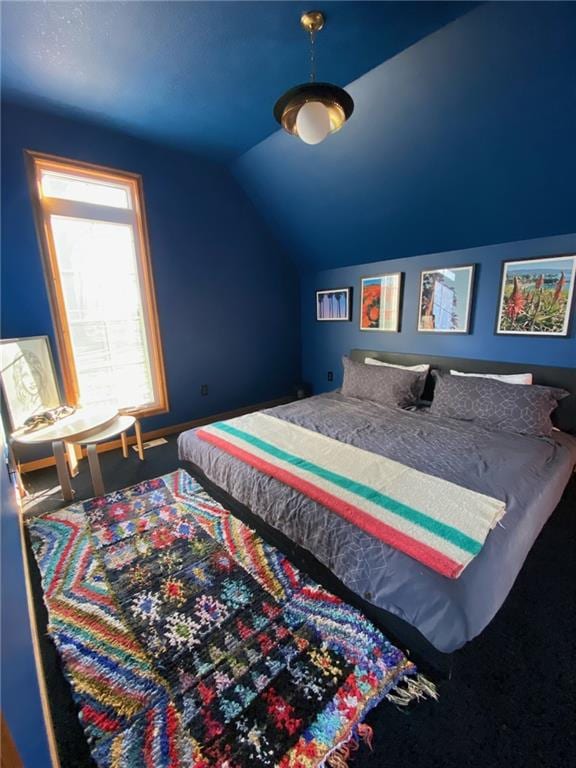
274,10,354,145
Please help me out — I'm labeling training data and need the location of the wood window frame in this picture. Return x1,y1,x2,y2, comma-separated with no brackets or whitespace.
25,150,169,418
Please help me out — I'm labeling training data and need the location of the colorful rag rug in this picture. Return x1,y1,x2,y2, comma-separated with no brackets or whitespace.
196,413,506,578
28,469,436,768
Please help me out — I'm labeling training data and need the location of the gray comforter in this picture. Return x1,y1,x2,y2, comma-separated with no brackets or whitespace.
178,393,576,653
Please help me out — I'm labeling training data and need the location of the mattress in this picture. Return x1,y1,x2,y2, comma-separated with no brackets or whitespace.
178,393,576,653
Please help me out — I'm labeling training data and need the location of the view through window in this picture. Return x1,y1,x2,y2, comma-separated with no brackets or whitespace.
28,152,167,416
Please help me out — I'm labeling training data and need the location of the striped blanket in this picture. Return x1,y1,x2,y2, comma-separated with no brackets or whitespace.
196,412,506,579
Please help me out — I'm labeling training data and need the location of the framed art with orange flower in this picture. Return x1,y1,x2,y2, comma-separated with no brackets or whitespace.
360,273,403,332
495,254,576,336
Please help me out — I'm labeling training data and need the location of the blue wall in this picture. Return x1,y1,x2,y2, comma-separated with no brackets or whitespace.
1,101,301,441
1,436,52,765
302,234,576,393
236,2,576,272
1,7,575,763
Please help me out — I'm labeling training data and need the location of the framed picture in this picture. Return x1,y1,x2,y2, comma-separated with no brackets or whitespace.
316,288,351,321
418,265,475,333
0,336,61,430
360,273,403,332
495,254,576,337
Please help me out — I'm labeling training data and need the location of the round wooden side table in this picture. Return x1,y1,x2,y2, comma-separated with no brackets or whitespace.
12,406,144,501
12,405,118,501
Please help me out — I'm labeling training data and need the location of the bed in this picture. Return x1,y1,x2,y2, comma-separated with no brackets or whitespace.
178,350,576,663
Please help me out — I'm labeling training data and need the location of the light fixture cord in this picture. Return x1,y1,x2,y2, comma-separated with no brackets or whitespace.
309,29,316,82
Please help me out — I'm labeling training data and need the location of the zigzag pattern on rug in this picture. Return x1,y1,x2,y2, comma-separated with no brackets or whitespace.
29,468,437,767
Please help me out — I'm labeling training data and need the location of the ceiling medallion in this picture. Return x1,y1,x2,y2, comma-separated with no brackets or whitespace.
274,10,354,145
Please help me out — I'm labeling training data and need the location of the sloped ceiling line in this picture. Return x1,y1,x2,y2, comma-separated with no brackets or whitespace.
1,1,477,159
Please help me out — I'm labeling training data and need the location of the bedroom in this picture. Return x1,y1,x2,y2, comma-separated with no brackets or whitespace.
0,1,575,767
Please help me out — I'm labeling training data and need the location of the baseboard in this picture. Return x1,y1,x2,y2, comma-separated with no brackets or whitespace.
18,396,293,475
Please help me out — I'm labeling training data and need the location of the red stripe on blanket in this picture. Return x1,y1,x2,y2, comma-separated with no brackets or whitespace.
196,429,462,578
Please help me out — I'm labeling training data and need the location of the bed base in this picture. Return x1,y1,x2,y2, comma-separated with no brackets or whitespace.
182,460,455,679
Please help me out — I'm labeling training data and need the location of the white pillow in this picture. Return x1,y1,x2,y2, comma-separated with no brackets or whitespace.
450,369,533,385
365,357,430,374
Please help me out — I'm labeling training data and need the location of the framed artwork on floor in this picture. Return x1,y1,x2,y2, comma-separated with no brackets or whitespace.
316,288,352,321
495,254,576,337
360,273,403,332
418,265,475,333
0,335,61,430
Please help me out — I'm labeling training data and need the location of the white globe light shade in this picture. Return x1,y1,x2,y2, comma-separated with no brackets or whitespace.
295,101,331,145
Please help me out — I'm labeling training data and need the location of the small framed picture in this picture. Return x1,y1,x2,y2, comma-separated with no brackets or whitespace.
316,287,351,321
418,265,475,333
360,273,403,332
0,335,61,430
495,254,576,337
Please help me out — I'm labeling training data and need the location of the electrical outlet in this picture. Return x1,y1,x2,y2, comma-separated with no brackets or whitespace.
201,384,208,396
327,371,334,382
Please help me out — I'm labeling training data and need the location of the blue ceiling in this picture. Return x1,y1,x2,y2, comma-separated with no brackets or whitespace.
1,1,476,159
235,2,576,271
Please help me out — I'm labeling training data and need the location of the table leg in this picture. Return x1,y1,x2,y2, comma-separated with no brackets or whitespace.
134,420,144,461
53,440,74,502
86,444,105,497
65,441,80,477
120,431,128,459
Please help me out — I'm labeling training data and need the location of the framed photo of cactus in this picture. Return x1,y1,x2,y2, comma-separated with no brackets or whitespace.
316,288,352,321
496,255,576,336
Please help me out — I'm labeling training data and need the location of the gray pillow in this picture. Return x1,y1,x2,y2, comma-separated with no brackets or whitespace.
429,371,568,437
341,356,427,408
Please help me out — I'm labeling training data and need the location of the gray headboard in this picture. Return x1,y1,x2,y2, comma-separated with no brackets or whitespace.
350,349,576,433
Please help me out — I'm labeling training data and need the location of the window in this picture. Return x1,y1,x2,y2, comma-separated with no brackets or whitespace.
27,151,168,417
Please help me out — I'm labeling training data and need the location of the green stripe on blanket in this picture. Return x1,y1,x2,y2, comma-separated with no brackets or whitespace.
197,412,507,577
214,421,482,554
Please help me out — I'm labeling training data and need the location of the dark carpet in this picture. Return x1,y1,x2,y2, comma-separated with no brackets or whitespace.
22,437,576,768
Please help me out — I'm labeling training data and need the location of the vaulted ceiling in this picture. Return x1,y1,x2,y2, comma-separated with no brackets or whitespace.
1,1,476,159
235,2,576,270
3,2,575,274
